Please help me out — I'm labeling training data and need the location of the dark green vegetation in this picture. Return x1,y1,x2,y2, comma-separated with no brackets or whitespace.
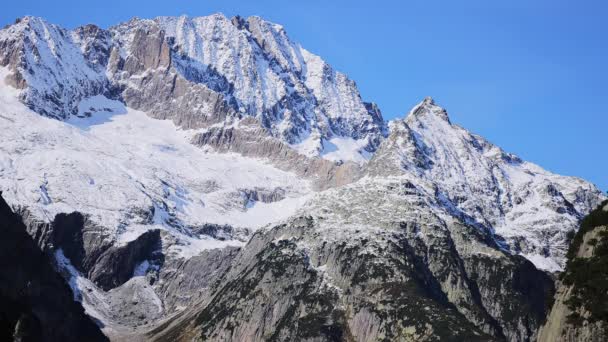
0,192,108,342
562,200,608,325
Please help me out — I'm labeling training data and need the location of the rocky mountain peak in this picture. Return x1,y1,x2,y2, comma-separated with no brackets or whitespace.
0,13,386,161
364,96,605,272
0,15,107,118
230,15,247,30
406,96,452,125
1,13,607,342
8,15,48,31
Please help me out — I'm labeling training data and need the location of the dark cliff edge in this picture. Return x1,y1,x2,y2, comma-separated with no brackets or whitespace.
19,206,163,292
538,199,608,342
0,192,108,342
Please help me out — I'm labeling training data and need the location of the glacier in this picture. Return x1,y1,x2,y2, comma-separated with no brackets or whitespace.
0,13,605,341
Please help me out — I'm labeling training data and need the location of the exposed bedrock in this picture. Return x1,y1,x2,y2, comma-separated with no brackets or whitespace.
191,118,363,190
89,230,164,291
17,207,163,291
149,215,554,342
0,192,108,342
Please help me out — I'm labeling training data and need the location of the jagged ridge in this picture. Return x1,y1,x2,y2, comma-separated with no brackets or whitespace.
0,13,606,342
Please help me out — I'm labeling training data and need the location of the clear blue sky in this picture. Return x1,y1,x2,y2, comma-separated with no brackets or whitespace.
2,0,607,191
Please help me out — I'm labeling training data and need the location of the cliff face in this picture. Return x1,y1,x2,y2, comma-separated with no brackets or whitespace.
148,179,556,342
0,13,606,342
0,15,386,158
538,200,608,342
0,192,108,342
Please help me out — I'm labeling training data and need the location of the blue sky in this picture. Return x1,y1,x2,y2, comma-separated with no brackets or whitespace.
2,0,607,191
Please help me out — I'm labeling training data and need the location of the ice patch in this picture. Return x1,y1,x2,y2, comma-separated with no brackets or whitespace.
67,95,127,129
172,235,245,259
133,260,151,277
0,72,312,260
523,253,562,273
321,136,371,163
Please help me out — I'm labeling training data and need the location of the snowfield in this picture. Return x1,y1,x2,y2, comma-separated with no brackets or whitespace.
0,67,312,257
1,14,606,340
0,15,604,274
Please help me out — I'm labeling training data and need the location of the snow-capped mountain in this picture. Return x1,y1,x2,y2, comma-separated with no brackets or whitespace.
0,13,604,342
1,14,385,160
366,97,602,271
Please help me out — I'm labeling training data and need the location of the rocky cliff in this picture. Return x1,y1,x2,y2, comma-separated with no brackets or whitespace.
149,179,556,342
0,13,605,342
0,192,108,342
538,200,608,342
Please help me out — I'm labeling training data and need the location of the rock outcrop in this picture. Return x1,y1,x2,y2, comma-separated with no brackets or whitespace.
0,13,605,342
0,192,108,342
538,200,608,342
149,178,556,342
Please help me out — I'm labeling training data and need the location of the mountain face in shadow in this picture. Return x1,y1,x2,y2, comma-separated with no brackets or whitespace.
0,192,108,342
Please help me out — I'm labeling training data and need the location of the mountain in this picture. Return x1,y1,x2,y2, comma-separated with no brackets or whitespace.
0,15,385,158
538,200,608,342
0,13,604,341
0,192,108,342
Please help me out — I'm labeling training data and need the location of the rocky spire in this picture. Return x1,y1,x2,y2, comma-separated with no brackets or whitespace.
406,96,452,124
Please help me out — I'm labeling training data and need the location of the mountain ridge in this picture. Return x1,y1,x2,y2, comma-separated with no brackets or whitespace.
0,13,605,341
1,12,604,270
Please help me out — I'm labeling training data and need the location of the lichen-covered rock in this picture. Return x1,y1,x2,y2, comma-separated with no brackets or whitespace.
149,177,555,342
538,201,608,342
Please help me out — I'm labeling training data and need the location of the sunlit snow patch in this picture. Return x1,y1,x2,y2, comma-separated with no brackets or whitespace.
0,70,313,261
67,95,127,129
321,136,371,163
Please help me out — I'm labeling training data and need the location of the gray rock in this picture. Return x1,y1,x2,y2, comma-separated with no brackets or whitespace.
0,193,108,342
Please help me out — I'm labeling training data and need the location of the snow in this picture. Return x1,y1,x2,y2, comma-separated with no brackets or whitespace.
290,131,323,157
523,253,562,273
321,136,371,163
122,14,384,160
132,260,150,277
150,14,289,121
382,97,605,271
68,95,128,126
173,235,245,259
54,249,112,326
300,47,371,122
0,66,312,258
291,133,373,164
0,17,105,119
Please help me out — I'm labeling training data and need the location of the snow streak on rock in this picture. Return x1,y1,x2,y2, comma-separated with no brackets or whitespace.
0,13,605,341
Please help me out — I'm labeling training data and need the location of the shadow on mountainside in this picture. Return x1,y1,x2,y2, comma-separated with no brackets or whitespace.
0,191,108,342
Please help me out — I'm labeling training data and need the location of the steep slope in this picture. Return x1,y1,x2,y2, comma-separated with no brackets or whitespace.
538,200,608,342
151,14,385,156
0,17,107,118
0,13,605,342
0,14,385,162
366,98,603,271
149,177,555,342
0,192,108,342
